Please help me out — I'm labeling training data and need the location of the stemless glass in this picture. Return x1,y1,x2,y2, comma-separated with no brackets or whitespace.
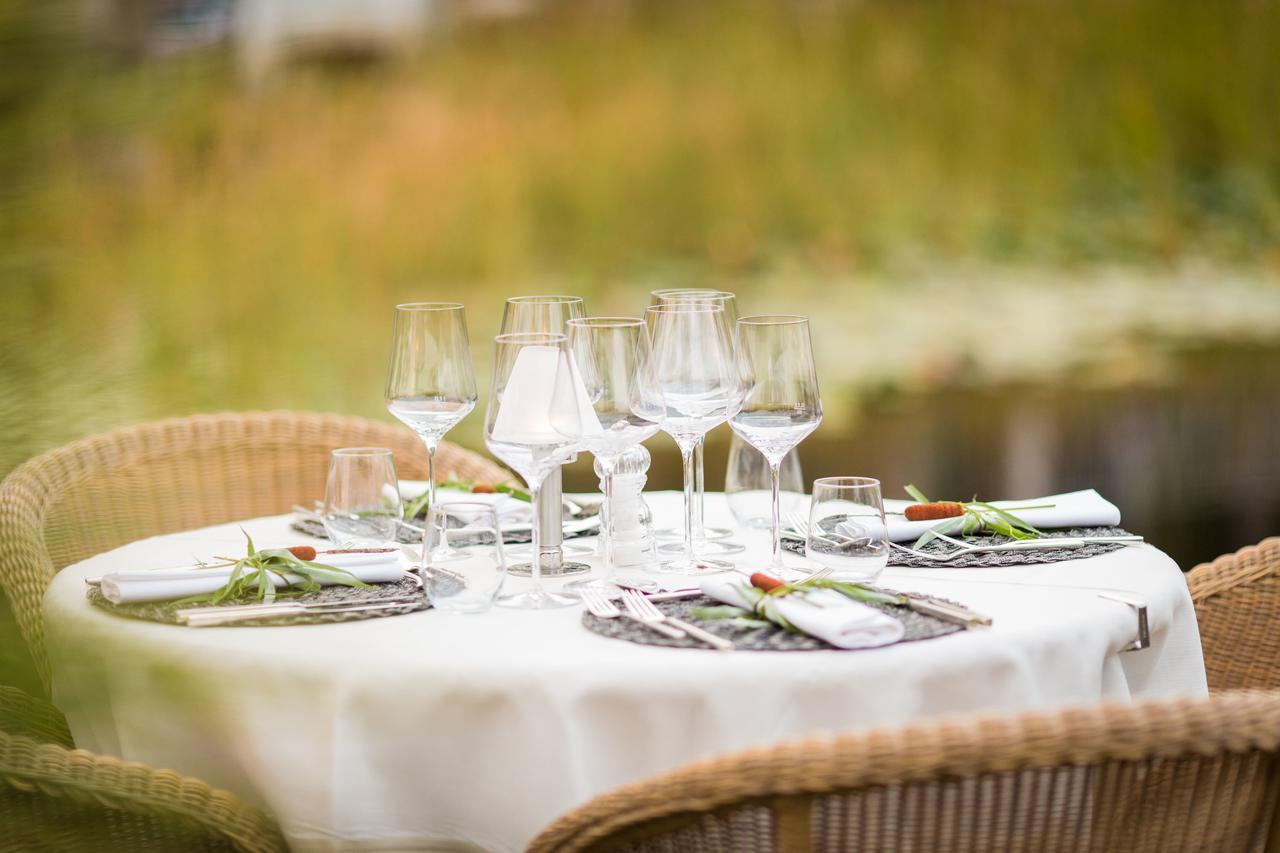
647,302,742,573
729,315,823,571
483,332,585,609
565,317,665,591
649,289,742,554
725,433,804,529
806,477,889,583
322,448,403,548
384,302,478,553
499,294,592,566
423,502,507,613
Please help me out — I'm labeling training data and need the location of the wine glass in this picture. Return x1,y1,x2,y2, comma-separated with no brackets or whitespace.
806,477,889,582
649,289,743,556
483,332,585,609
564,317,665,591
729,315,823,571
384,302,478,559
646,302,743,573
499,295,593,568
322,448,402,548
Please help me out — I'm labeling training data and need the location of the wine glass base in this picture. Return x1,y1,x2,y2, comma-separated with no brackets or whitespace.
653,526,735,542
564,574,660,594
658,540,746,557
496,589,578,609
652,556,736,575
505,561,591,578
504,542,594,558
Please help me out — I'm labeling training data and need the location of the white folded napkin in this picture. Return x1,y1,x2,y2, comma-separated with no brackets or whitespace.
401,484,533,525
699,575,904,650
884,489,1121,543
99,550,405,604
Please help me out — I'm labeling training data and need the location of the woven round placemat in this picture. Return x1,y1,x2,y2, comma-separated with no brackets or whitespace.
88,575,428,627
583,594,962,651
783,526,1133,568
290,516,599,546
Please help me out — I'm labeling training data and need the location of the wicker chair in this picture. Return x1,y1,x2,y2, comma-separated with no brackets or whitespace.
1186,537,1280,692
528,690,1280,853
0,410,508,694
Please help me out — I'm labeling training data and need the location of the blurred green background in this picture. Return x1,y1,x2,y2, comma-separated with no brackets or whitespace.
2,0,1279,688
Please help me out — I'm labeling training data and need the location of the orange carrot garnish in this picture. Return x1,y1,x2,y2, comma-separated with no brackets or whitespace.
750,572,785,592
904,502,964,522
286,546,317,561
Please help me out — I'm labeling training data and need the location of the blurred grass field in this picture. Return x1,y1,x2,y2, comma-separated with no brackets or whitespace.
1,0,1278,476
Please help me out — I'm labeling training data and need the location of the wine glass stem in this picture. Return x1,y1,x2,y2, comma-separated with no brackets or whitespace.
693,436,706,546
601,463,616,582
422,438,439,513
769,459,784,570
681,444,696,560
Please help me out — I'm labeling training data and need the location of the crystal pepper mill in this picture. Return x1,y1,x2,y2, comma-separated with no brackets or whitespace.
594,445,658,569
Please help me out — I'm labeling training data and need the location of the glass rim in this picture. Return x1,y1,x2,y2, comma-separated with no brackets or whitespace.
652,288,735,301
644,302,725,314
429,500,501,515
331,446,395,457
504,294,585,305
394,302,465,312
812,475,881,489
566,316,645,328
493,331,568,345
738,313,808,326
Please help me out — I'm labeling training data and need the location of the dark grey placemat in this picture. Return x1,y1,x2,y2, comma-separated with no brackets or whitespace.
583,594,963,651
290,515,599,546
88,575,428,627
783,526,1133,568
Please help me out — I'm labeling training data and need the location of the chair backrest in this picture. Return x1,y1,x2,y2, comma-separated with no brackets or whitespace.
0,411,509,691
528,690,1280,853
0,728,287,852
1187,536,1280,691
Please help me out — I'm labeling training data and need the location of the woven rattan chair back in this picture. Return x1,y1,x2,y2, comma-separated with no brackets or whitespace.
528,690,1280,853
1186,537,1280,691
0,728,287,852
0,410,508,690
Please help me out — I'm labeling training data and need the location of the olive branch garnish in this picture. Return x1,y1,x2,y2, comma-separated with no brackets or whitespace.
178,530,370,605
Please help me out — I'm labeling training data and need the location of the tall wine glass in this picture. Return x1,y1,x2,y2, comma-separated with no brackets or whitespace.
647,302,742,573
729,315,823,571
483,332,585,609
384,302,478,554
565,318,665,591
499,295,593,566
649,289,744,556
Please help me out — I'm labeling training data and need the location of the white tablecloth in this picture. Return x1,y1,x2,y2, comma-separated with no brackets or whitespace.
43,492,1206,852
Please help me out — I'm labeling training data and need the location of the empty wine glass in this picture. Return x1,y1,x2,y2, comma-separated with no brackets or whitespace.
483,332,585,609
649,289,742,555
725,433,804,529
423,502,508,613
564,317,665,591
323,448,402,548
729,315,823,571
647,302,743,573
807,477,889,582
499,295,593,568
385,302,478,558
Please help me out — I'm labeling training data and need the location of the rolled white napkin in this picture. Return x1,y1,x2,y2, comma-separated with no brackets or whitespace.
884,489,1121,543
699,575,904,650
99,549,405,604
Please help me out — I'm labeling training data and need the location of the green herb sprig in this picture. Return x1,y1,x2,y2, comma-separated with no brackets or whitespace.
903,485,1051,549
402,478,532,520
179,530,370,605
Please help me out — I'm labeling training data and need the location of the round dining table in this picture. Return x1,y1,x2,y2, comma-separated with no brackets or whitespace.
43,492,1206,852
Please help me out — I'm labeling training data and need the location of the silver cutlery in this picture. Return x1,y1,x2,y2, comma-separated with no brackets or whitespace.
888,534,1144,563
179,598,425,627
580,588,687,640
620,590,734,652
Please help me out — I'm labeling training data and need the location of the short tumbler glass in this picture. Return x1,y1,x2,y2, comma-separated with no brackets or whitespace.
423,502,507,613
322,447,402,548
806,476,889,582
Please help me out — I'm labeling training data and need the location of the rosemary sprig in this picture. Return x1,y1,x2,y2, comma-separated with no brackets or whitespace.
178,530,370,605
904,485,1051,549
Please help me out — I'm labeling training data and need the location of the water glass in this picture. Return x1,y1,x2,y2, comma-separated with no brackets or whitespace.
322,448,402,548
806,476,889,582
725,433,804,529
423,502,507,613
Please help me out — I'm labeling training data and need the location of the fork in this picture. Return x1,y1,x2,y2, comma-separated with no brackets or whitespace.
581,588,686,639
888,534,1142,563
621,590,734,652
